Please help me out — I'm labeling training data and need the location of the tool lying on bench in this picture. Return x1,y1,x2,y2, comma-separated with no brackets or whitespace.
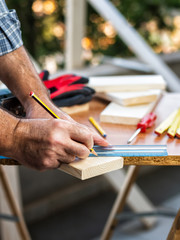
89,145,168,157
0,144,168,166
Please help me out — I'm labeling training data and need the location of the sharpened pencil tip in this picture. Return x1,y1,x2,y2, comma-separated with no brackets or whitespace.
90,148,98,156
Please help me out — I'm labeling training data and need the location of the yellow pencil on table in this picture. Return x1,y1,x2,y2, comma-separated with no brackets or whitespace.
30,92,97,156
89,116,107,138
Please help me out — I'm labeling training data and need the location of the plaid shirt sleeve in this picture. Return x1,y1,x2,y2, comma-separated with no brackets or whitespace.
0,0,23,56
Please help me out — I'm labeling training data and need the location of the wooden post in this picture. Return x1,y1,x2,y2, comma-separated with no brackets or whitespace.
65,0,86,70
167,209,180,240
0,166,31,240
105,170,157,228
101,166,140,240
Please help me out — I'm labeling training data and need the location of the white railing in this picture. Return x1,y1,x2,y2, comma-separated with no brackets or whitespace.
65,0,86,70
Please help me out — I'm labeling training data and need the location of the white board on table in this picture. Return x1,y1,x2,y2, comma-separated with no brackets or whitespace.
88,75,166,93
100,99,159,125
97,89,162,106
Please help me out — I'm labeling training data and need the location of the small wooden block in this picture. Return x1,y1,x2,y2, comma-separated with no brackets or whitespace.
61,103,89,115
59,157,124,180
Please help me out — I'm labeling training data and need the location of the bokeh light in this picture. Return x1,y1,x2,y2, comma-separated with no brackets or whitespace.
81,37,93,50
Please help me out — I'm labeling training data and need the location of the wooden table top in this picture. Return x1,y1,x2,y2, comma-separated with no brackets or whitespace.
72,93,180,166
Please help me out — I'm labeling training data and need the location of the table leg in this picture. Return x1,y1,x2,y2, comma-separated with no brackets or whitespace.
0,166,31,240
167,208,180,240
101,165,140,240
105,168,157,228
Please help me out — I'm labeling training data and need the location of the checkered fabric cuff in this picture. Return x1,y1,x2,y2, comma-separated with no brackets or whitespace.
0,9,23,56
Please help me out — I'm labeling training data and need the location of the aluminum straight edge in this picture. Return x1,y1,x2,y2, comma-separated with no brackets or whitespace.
93,145,167,150
89,152,167,157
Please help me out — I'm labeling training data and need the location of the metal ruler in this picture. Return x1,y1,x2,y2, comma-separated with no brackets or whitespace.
0,145,168,162
89,145,167,157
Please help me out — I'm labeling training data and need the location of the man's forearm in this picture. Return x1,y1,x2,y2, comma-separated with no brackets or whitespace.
0,107,19,157
0,46,49,111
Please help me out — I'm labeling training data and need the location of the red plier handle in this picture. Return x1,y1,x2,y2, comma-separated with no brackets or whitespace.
137,112,157,133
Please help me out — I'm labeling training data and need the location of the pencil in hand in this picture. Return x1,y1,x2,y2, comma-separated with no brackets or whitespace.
30,92,97,156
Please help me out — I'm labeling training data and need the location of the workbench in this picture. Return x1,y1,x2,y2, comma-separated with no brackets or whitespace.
1,92,179,240
71,92,180,240
73,92,180,166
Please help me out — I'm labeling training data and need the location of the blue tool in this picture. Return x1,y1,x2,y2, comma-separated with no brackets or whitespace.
89,145,167,157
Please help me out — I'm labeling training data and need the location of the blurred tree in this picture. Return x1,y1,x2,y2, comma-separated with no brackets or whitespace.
6,0,65,60
5,0,180,67
6,0,37,56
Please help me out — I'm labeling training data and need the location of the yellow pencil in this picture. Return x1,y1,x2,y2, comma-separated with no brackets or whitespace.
89,116,107,138
30,92,97,156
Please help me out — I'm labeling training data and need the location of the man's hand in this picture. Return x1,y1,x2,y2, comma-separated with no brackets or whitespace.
13,118,94,170
25,97,109,148
0,46,108,171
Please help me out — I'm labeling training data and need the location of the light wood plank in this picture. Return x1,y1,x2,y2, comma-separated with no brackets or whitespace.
59,157,123,180
96,89,162,106
88,75,166,93
100,100,158,125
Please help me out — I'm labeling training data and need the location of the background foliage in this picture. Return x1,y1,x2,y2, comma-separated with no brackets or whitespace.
6,0,180,70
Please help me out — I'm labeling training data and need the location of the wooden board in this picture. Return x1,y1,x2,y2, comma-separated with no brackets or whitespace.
100,99,158,125
88,75,166,93
96,89,162,106
59,156,123,180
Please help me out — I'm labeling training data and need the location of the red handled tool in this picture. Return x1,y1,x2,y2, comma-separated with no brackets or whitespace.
127,112,157,144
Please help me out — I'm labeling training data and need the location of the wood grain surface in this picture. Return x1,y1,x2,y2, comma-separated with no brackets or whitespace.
59,156,123,180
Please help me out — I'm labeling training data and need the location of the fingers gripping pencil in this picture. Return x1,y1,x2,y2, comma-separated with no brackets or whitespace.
30,92,97,156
